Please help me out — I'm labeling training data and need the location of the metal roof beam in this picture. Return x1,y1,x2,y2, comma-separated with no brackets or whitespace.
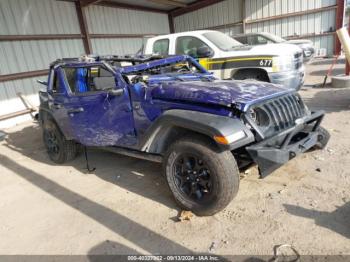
169,0,224,17
97,1,168,13
56,0,168,13
148,0,187,8
0,70,49,83
0,34,84,41
90,33,157,38
80,0,103,7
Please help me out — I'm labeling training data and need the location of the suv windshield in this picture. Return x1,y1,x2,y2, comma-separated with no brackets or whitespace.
203,31,242,51
262,33,286,43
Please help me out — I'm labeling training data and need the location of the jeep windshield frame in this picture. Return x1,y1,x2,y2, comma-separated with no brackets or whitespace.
118,55,210,76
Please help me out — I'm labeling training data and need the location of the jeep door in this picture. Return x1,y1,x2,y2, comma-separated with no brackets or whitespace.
59,65,136,147
45,68,76,139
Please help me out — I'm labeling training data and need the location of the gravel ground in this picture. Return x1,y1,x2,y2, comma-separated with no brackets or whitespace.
0,58,349,257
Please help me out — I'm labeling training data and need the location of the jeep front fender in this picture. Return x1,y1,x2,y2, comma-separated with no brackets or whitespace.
139,109,255,153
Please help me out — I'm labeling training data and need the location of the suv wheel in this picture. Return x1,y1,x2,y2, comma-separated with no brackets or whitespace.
314,126,330,150
43,120,78,164
164,136,239,216
232,70,269,82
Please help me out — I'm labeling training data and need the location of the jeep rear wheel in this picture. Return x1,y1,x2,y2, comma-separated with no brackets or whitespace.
43,120,78,164
164,137,239,216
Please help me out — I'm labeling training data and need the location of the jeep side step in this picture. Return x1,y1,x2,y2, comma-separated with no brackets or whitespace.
103,146,163,163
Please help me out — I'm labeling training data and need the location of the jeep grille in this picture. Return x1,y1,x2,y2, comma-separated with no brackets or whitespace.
246,93,306,138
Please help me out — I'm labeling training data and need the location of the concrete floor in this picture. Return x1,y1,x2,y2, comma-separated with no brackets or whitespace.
0,58,349,256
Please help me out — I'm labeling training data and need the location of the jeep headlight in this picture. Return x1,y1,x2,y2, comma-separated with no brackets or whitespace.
272,55,294,72
249,108,270,128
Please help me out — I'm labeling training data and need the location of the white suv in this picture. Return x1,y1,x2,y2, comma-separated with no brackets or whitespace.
143,30,305,90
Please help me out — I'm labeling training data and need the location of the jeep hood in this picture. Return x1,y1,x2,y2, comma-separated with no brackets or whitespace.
151,80,293,112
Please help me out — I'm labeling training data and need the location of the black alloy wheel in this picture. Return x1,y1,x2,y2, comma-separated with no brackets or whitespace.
173,153,213,202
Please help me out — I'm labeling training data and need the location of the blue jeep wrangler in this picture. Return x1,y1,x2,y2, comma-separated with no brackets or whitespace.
39,55,329,216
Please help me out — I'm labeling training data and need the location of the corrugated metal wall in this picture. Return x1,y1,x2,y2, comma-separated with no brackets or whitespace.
85,5,169,55
0,0,169,128
85,5,169,35
91,38,144,55
0,0,81,34
244,0,337,55
174,0,337,56
245,11,335,37
0,39,85,75
245,0,335,20
0,0,86,127
174,0,243,34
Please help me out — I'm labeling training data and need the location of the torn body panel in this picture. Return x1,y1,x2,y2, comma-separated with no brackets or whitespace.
246,111,325,177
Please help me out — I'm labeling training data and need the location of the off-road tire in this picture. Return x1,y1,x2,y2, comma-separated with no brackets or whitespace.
164,136,239,216
42,120,78,164
314,126,330,150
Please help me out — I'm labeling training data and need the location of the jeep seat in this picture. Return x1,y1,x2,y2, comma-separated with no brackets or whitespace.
76,68,88,93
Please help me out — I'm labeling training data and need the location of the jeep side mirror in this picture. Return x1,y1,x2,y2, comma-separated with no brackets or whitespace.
196,46,214,58
108,89,124,97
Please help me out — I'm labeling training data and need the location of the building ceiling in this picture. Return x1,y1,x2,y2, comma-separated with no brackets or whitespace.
59,0,222,16
65,0,199,12
106,0,197,11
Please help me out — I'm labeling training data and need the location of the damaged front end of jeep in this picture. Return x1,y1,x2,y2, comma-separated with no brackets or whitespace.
234,92,329,178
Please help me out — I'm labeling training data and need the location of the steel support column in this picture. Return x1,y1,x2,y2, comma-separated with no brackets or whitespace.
347,15,350,75
75,1,92,54
168,14,175,33
242,0,246,33
335,0,345,55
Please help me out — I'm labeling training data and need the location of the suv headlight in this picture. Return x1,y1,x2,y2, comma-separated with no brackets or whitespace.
249,108,270,128
272,55,294,72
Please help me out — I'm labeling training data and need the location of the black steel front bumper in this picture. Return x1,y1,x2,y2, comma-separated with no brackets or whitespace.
246,110,326,178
